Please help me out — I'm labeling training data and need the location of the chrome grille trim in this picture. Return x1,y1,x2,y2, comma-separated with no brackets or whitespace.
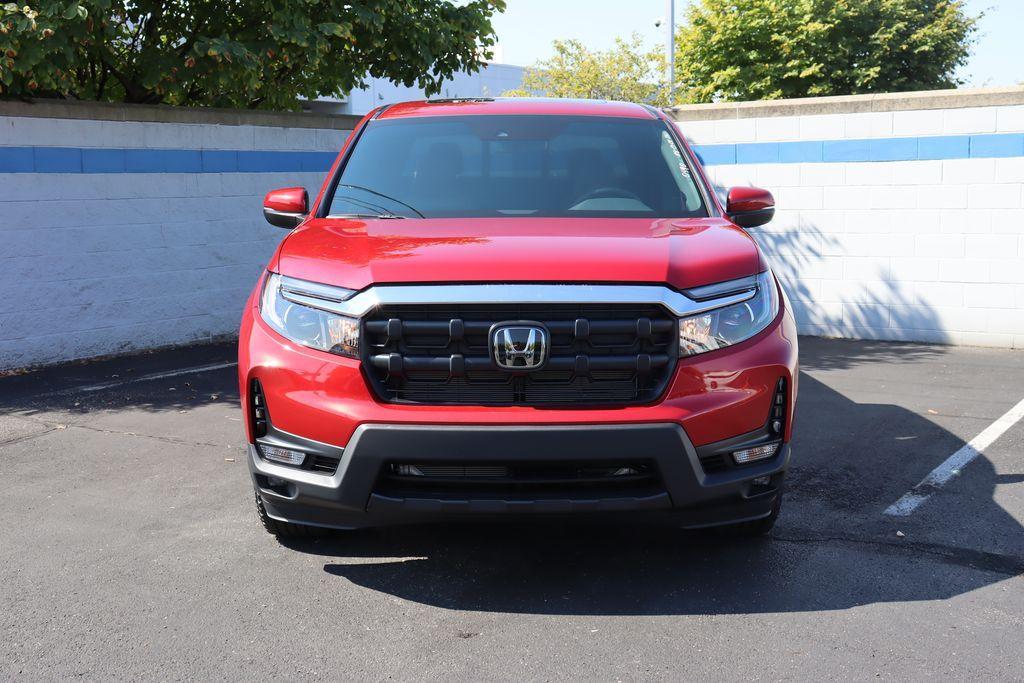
276,280,759,319
279,276,356,309
681,274,759,302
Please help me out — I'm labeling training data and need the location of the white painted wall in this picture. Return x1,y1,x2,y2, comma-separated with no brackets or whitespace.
3,90,1023,371
677,99,1024,348
0,108,355,370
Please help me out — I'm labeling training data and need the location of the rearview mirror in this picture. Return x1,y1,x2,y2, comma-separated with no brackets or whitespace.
263,187,309,229
726,186,775,228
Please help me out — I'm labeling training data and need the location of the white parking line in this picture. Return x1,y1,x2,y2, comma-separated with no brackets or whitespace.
39,361,239,397
884,396,1024,517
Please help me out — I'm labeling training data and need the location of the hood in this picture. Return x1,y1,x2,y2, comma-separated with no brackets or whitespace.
273,217,763,291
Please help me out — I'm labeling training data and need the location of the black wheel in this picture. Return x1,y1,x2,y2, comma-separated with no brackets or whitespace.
254,492,324,539
727,492,782,537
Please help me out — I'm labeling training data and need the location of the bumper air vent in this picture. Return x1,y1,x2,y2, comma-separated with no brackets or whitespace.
377,460,663,499
250,379,269,438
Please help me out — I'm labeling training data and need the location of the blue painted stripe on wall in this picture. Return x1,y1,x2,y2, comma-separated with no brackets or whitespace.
689,132,1024,166
969,133,1024,158
822,139,870,162
302,152,337,171
918,135,969,160
736,142,780,164
779,141,822,163
1,132,1023,173
201,150,238,173
82,149,127,173
0,146,34,172
870,136,918,162
34,147,83,173
693,143,735,165
0,147,339,173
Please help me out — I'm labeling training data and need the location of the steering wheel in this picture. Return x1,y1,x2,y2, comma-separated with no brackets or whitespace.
570,186,645,208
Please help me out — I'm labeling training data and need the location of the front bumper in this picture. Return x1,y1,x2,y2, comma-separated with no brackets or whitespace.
240,279,799,530
250,423,790,530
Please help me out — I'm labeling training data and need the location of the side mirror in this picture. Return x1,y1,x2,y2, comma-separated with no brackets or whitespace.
726,186,775,228
263,187,308,229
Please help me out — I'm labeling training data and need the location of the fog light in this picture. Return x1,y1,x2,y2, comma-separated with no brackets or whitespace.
751,475,771,486
260,444,306,466
732,442,780,464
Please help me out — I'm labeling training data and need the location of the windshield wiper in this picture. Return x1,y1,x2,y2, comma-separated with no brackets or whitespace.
327,213,406,220
328,196,407,220
335,184,425,218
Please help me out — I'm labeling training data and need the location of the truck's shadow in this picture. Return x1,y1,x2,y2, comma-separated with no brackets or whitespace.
287,341,1024,615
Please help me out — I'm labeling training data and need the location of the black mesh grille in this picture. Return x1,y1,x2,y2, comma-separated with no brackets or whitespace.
362,303,677,406
376,460,662,498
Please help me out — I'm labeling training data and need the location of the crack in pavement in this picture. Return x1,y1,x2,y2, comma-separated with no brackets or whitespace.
67,423,235,449
0,425,57,447
774,530,1024,577
0,416,234,451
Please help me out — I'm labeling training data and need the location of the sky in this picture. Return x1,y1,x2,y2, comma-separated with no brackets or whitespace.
491,0,1022,89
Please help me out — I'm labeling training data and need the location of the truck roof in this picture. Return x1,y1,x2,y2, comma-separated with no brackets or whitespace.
377,97,659,120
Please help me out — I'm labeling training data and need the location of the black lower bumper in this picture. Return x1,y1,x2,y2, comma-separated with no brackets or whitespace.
249,423,790,530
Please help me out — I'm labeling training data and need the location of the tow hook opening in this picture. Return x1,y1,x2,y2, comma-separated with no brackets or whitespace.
748,473,781,497
255,474,295,498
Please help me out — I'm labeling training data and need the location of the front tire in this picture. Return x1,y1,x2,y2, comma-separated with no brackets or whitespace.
254,492,324,539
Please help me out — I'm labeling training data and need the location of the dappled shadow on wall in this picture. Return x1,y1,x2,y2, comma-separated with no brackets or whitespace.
699,172,948,345
749,221,948,346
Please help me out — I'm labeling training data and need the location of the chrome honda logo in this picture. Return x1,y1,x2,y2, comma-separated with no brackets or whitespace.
491,323,548,371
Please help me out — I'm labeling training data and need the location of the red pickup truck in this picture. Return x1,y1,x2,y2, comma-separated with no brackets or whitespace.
239,98,798,540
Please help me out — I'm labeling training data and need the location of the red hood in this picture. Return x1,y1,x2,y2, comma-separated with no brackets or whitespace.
273,217,763,291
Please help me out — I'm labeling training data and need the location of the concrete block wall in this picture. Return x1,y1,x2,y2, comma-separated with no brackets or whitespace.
0,100,359,370
3,89,1022,370
672,87,1024,348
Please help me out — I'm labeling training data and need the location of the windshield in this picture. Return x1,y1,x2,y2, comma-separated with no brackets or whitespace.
326,115,707,219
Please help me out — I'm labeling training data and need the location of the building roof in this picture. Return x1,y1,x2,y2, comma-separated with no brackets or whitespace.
377,97,657,120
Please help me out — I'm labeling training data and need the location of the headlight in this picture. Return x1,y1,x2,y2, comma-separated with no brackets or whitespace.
679,270,779,357
260,273,360,358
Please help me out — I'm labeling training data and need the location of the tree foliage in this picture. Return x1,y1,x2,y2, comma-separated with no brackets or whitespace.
676,0,979,102
0,0,504,109
504,34,671,107
506,1,976,106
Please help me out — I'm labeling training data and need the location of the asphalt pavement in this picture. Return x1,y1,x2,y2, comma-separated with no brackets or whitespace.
1,337,1022,680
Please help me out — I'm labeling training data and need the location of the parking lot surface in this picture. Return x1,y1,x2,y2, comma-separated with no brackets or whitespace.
1,337,1022,680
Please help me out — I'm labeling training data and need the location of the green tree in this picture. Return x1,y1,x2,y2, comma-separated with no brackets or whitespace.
676,0,979,103
504,34,671,106
0,0,504,109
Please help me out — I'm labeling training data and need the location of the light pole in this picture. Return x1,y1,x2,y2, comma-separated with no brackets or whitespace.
665,0,675,103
